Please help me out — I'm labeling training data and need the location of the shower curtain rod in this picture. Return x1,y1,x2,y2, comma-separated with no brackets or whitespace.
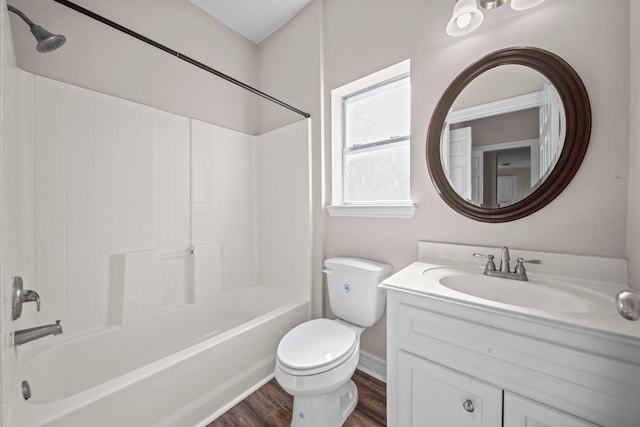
51,0,311,119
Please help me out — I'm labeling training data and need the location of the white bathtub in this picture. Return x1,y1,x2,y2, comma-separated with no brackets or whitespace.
11,286,309,427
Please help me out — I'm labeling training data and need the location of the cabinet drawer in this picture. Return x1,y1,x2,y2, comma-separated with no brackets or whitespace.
398,351,502,427
504,392,599,427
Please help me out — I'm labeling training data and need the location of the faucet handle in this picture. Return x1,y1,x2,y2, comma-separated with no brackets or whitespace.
473,252,493,259
514,257,542,280
516,257,542,265
473,253,496,272
12,277,41,320
22,290,41,312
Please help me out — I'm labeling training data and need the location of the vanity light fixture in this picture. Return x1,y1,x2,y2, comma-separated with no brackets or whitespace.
446,0,484,37
510,0,546,11
446,0,546,37
479,0,508,10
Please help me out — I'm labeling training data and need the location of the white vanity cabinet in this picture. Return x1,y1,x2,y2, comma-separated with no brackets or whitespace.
398,351,502,426
397,351,596,427
384,288,640,427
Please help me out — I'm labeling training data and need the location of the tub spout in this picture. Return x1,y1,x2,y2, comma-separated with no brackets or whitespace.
14,320,63,346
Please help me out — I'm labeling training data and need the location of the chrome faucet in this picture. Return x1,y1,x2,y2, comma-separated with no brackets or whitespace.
499,247,511,273
14,320,63,346
474,247,542,281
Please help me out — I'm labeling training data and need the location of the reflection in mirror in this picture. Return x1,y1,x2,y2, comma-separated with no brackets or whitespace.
441,65,565,208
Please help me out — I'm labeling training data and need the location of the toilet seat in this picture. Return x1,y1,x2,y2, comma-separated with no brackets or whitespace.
277,319,357,376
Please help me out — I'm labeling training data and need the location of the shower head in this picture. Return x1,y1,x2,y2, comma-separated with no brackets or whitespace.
7,5,66,53
30,25,66,53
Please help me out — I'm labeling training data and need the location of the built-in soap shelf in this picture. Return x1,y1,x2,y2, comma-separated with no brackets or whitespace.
112,247,196,325
112,243,225,324
160,248,195,311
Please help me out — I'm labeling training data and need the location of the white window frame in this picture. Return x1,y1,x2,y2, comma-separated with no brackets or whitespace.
327,59,415,218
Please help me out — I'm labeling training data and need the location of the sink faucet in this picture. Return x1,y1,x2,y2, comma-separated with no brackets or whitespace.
499,247,511,273
14,320,63,346
474,247,542,281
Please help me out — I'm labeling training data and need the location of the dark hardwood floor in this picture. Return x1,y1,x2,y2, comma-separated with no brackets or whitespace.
208,369,387,426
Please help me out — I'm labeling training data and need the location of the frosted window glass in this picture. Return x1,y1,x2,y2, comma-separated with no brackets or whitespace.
344,141,410,203
345,77,410,147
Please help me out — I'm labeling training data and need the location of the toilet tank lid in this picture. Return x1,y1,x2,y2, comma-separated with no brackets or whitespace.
324,257,391,277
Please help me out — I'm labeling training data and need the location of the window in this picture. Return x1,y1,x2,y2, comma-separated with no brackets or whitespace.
328,60,415,218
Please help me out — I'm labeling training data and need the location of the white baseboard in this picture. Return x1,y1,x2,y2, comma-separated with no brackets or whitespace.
357,351,387,383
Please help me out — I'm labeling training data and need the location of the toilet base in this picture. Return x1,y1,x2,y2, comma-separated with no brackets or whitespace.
289,379,358,427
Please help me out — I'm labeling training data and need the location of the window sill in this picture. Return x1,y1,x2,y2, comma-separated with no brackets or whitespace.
326,204,416,218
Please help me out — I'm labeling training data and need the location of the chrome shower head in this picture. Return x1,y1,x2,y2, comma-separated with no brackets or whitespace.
30,25,66,53
8,5,66,53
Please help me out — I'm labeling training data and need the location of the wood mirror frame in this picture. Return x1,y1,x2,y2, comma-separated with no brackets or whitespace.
427,47,591,223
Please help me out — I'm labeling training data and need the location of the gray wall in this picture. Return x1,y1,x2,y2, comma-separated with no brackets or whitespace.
8,0,260,134
319,0,630,359
466,109,539,147
257,1,325,317
629,3,640,290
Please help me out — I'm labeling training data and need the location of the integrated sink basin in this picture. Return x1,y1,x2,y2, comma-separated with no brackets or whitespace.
423,267,600,313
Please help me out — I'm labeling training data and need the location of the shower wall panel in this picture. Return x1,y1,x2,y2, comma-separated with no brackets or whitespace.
191,120,257,293
1,5,32,422
15,72,192,337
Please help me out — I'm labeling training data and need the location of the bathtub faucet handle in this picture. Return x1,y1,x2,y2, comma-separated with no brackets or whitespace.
22,289,41,312
11,277,42,320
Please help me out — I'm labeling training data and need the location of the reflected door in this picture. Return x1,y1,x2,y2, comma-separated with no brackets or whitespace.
471,149,483,205
539,81,564,178
447,127,472,200
497,176,517,206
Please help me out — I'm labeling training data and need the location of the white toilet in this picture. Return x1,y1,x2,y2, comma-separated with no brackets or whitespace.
275,257,391,427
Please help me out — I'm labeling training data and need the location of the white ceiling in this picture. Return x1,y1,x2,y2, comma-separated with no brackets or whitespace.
190,0,312,44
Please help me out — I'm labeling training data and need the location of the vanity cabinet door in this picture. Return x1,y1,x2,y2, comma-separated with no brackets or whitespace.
504,392,599,427
398,351,502,427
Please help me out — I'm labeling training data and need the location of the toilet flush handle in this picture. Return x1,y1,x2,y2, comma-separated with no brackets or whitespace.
322,269,333,276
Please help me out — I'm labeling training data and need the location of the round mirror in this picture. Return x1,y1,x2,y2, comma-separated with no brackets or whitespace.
427,47,591,222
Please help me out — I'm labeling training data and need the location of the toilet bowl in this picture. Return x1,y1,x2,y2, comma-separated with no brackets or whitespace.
275,319,362,426
275,257,391,427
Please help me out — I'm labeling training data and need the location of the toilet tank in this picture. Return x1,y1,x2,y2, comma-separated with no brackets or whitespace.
324,257,392,327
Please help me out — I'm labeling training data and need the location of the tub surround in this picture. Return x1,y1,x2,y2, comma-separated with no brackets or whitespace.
10,69,311,338
5,69,312,426
382,241,640,427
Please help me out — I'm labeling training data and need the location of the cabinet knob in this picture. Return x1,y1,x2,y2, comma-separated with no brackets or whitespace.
462,399,475,413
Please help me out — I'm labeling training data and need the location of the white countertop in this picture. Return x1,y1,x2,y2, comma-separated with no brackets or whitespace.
380,242,640,343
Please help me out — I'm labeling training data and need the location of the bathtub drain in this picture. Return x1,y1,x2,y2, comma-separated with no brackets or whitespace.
21,380,31,400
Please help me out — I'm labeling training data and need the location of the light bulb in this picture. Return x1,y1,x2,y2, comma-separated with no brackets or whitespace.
456,12,472,29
